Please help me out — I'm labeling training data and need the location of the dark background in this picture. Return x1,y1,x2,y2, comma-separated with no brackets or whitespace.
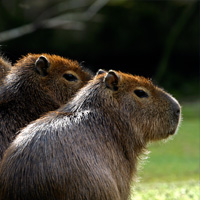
0,0,199,100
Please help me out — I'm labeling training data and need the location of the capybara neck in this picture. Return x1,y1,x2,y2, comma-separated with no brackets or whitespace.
62,75,148,160
1,66,59,110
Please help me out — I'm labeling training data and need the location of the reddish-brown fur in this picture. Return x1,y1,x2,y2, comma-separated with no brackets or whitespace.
0,70,181,200
0,53,92,160
0,56,12,85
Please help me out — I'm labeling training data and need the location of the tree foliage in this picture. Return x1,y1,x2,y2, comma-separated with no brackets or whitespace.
0,0,199,98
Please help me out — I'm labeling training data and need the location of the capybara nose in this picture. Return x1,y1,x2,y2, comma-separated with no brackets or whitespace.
173,101,181,118
176,107,180,117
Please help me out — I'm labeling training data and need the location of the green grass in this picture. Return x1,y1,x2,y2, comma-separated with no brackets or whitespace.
130,101,200,199
131,180,199,200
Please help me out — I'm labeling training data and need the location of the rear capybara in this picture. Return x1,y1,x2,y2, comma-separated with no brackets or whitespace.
0,53,92,160
0,56,12,85
0,70,181,200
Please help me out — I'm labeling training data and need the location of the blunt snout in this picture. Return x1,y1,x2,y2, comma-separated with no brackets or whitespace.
161,92,181,124
173,100,181,118
161,92,181,136
162,92,181,117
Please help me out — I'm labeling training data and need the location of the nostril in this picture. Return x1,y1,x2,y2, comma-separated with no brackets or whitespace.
173,104,181,117
176,108,180,116
172,102,181,117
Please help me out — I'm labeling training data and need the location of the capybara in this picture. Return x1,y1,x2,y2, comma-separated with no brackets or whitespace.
0,70,181,200
0,53,92,160
0,56,12,85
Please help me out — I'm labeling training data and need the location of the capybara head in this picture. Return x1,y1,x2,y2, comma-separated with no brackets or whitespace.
11,53,92,104
0,53,92,160
90,69,181,142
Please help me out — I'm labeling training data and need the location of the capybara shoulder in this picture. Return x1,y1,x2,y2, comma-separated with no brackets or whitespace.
0,70,181,200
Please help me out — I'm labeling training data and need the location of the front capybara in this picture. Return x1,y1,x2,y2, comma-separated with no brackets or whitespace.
0,70,181,200
0,53,92,160
0,56,12,85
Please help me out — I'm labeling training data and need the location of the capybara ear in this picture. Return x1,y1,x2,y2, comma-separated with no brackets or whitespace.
104,70,119,91
96,69,107,76
35,56,50,77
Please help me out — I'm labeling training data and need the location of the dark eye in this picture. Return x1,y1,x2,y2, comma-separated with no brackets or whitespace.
134,89,149,98
63,74,78,82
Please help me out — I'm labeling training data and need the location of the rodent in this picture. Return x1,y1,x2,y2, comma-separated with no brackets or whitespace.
0,56,12,85
0,70,181,200
0,53,92,160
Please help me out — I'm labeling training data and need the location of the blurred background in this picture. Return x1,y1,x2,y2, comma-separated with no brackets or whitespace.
0,0,199,99
0,0,199,199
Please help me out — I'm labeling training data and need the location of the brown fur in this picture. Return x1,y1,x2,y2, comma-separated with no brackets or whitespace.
0,53,92,160
0,56,12,85
0,70,181,200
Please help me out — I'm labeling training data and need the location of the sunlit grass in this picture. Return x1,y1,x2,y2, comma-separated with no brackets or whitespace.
131,101,200,199
131,180,199,200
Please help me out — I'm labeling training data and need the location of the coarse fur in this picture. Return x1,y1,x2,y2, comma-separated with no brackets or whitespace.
0,53,92,160
0,56,12,85
0,70,181,200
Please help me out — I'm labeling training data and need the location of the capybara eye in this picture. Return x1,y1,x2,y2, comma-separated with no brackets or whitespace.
63,74,78,82
134,89,149,98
